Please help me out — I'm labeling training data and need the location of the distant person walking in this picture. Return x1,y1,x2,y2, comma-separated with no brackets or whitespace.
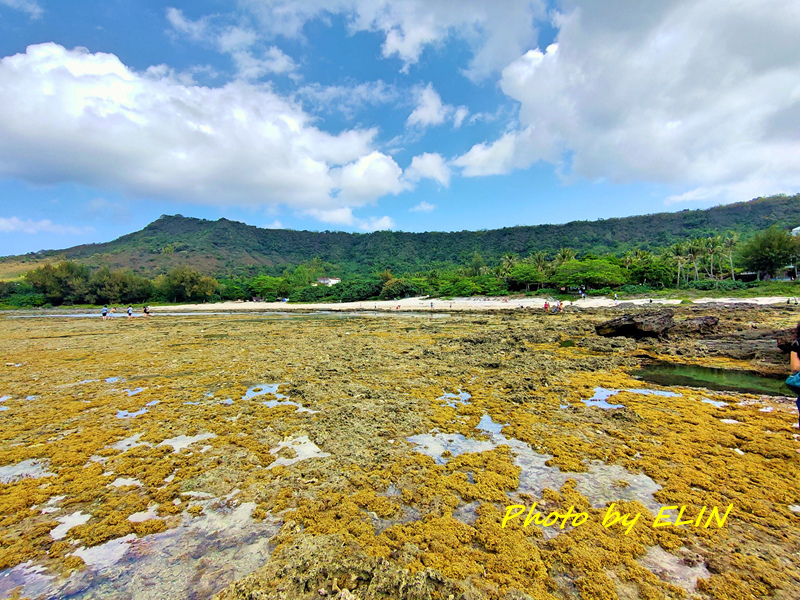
143,305,150,317
101,305,109,321
127,305,133,319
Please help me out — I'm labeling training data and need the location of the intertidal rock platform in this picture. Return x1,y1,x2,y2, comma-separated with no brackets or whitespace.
0,306,798,600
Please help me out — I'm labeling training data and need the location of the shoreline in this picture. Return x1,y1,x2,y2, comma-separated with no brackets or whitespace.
2,295,799,316
144,295,800,312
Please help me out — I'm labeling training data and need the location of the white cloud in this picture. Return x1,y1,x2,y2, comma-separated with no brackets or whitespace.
0,43,409,225
359,215,394,231
404,153,450,187
166,7,210,40
217,26,259,52
0,217,92,235
167,8,297,79
453,106,469,128
302,207,355,225
230,46,296,79
456,0,800,203
406,83,450,128
240,0,546,79
409,201,435,213
338,151,408,201
296,80,397,118
264,219,283,228
0,0,42,18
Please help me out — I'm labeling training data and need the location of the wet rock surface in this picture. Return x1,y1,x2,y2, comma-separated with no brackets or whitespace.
0,306,798,600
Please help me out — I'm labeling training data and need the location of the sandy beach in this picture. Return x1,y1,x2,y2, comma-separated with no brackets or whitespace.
159,294,799,313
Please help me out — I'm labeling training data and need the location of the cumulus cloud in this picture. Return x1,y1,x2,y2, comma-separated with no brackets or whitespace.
406,83,467,130
0,0,42,18
301,207,394,231
406,83,449,128
409,201,435,213
456,0,800,203
404,153,450,187
302,207,355,225
240,0,546,79
359,215,394,231
338,151,408,201
0,43,410,222
0,217,92,235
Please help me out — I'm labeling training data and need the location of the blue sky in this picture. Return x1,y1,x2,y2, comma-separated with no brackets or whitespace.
0,0,798,255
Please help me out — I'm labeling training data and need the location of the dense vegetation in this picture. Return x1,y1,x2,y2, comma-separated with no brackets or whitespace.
3,194,798,279
2,220,799,308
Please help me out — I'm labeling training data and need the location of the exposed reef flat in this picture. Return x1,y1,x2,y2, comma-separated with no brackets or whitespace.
0,307,798,600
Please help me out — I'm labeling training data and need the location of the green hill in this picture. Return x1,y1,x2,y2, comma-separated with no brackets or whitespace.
3,194,799,278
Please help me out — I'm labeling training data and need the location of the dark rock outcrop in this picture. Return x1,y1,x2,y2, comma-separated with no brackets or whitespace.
595,310,675,338
776,328,796,353
667,316,720,336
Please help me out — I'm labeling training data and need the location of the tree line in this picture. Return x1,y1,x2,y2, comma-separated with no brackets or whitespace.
1,225,798,307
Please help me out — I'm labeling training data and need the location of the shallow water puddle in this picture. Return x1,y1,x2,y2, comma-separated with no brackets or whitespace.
0,563,53,599
702,398,727,408
109,477,143,488
581,387,682,410
0,395,9,411
240,383,318,413
128,505,160,522
40,495,66,515
73,534,138,570
242,383,287,400
0,500,282,600
123,387,145,396
158,432,217,453
582,388,625,410
637,546,710,592
262,399,317,413
109,433,149,452
50,511,92,540
410,415,662,513
439,389,471,408
0,459,55,484
268,435,330,468
116,407,148,419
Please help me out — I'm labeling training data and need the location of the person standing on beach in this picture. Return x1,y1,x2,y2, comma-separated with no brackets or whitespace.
127,305,133,319
101,305,109,321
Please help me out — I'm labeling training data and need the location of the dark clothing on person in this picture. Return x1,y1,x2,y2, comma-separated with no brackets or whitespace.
791,340,800,427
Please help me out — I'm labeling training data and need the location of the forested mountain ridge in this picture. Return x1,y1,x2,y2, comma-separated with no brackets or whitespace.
4,194,799,277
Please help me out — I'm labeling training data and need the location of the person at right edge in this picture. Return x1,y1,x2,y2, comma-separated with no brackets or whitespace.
788,323,800,441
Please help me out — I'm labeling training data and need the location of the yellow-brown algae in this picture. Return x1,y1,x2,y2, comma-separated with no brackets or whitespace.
0,308,798,599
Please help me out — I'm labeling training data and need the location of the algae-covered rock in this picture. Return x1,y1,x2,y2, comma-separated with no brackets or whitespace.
215,533,468,600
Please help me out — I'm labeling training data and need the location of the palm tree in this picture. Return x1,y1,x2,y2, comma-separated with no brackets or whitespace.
688,238,704,281
498,253,518,282
706,235,723,280
724,232,739,280
529,251,549,272
555,247,576,266
668,242,686,287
